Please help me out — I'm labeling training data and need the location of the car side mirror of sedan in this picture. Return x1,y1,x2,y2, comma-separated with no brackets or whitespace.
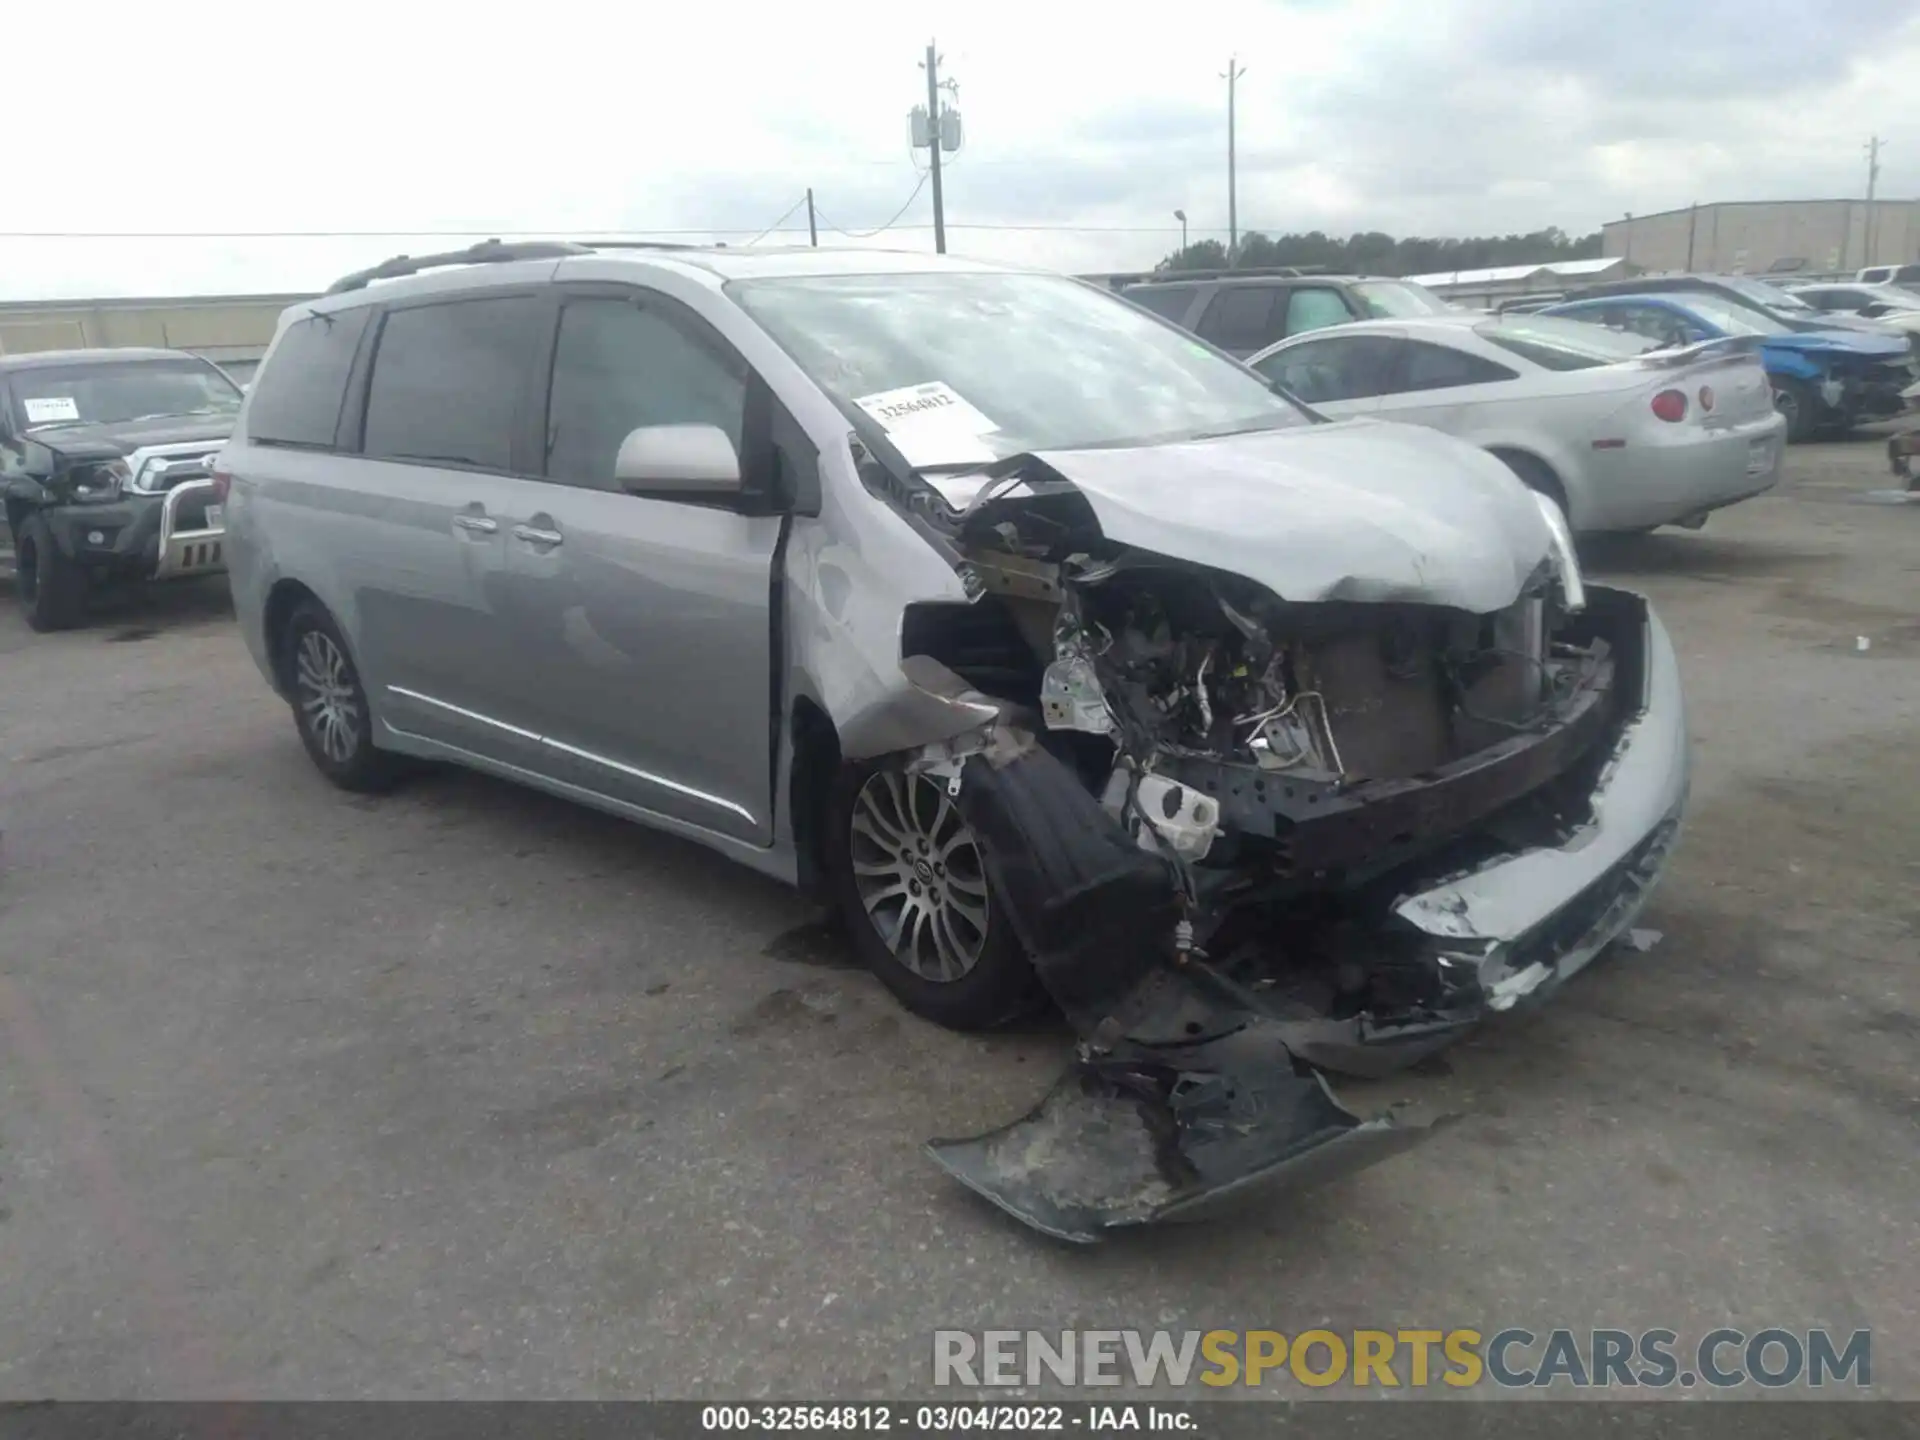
613,423,743,498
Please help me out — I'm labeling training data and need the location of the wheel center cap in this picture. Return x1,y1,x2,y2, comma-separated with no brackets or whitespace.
912,857,936,884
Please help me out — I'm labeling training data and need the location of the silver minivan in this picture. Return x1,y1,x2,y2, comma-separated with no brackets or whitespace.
221,241,1690,1239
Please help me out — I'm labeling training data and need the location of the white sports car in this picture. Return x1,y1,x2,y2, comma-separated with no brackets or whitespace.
1247,313,1787,534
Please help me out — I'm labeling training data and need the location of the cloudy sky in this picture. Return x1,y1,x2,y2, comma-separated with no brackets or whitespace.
5,0,1916,300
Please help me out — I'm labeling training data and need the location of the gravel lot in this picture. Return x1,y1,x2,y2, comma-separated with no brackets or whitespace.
1,433,1916,1400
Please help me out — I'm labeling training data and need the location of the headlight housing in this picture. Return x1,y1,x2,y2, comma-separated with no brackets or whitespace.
66,459,131,505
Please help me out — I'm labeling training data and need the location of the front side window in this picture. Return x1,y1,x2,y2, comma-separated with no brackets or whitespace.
11,357,244,432
544,297,747,490
729,271,1308,467
1284,287,1357,336
1348,280,1454,318
1255,335,1401,404
361,296,540,470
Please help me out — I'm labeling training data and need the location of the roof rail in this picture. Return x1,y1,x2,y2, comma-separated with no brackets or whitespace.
576,240,726,252
323,238,593,295
1123,265,1331,285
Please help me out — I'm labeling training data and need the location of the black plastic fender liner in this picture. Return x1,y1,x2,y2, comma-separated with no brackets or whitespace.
935,734,1442,1241
926,1027,1442,1244
948,731,1180,1030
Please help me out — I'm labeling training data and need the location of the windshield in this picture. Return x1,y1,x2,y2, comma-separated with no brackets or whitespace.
1474,316,1657,370
1349,280,1455,318
728,272,1310,467
1669,292,1787,337
1722,276,1813,313
11,358,244,430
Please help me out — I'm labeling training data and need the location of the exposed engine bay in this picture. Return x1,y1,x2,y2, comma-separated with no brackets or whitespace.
869,456,1678,1242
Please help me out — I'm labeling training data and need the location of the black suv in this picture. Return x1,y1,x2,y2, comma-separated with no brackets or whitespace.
1119,270,1457,357
1,348,242,631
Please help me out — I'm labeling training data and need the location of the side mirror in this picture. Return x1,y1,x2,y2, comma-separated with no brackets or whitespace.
613,423,742,497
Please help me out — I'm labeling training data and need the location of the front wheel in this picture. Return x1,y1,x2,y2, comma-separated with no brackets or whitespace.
283,600,402,793
828,766,1041,1030
1773,378,1816,442
15,513,89,632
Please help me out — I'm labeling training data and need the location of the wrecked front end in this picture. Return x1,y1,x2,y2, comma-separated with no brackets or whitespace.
881,446,1688,1242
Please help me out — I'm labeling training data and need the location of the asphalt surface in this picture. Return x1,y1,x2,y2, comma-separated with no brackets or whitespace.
1,434,1916,1401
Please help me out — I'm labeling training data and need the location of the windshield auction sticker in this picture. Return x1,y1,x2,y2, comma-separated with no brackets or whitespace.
853,381,1000,466
24,396,81,423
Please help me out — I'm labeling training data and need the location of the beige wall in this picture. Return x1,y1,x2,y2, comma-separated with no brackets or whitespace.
0,296,309,362
1603,201,1920,274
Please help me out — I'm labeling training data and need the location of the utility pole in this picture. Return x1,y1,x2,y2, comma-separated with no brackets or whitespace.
925,43,947,254
1865,135,1883,266
806,188,818,247
1685,201,1698,270
1223,57,1246,264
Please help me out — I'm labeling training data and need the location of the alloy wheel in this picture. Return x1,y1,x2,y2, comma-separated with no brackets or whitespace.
295,629,361,765
849,771,991,982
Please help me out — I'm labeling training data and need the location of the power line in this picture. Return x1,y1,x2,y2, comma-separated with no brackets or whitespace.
813,174,931,239
0,221,1258,239
740,195,811,247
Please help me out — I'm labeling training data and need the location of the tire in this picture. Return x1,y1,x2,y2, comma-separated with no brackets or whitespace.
1492,450,1571,526
282,600,402,793
15,513,89,632
1773,378,1815,443
827,764,1042,1031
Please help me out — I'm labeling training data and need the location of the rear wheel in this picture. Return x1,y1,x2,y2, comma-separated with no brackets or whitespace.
828,765,1041,1030
1772,378,1815,442
15,514,89,632
283,600,402,793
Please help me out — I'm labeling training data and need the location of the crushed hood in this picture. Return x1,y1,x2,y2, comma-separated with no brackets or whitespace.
1020,420,1556,614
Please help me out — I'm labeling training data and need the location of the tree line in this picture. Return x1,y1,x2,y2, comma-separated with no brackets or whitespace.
1156,227,1603,276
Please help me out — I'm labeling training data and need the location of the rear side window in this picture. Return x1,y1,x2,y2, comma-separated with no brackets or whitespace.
362,296,540,470
1398,341,1516,391
1125,285,1200,325
246,307,371,448
1196,287,1279,350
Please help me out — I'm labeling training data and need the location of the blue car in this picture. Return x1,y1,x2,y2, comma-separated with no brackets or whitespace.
1542,290,1915,441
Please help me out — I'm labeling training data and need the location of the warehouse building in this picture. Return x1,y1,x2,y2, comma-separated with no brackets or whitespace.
0,293,310,383
1602,199,1920,277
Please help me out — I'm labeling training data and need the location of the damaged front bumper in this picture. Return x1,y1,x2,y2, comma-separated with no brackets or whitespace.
924,587,1688,1241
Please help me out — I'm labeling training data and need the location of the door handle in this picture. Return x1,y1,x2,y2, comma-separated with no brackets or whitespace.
513,524,563,547
452,514,498,535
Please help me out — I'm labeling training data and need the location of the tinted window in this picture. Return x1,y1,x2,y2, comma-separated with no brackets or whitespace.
1475,316,1655,370
1396,341,1516,391
1196,287,1279,350
247,308,371,448
1348,280,1453,318
544,297,747,489
362,297,538,470
1125,285,1200,324
1255,336,1401,404
1285,287,1357,336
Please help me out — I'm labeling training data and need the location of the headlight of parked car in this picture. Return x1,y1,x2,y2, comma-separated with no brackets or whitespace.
66,459,132,504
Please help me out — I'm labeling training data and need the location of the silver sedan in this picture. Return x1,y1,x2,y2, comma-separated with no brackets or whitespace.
1248,312,1787,533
